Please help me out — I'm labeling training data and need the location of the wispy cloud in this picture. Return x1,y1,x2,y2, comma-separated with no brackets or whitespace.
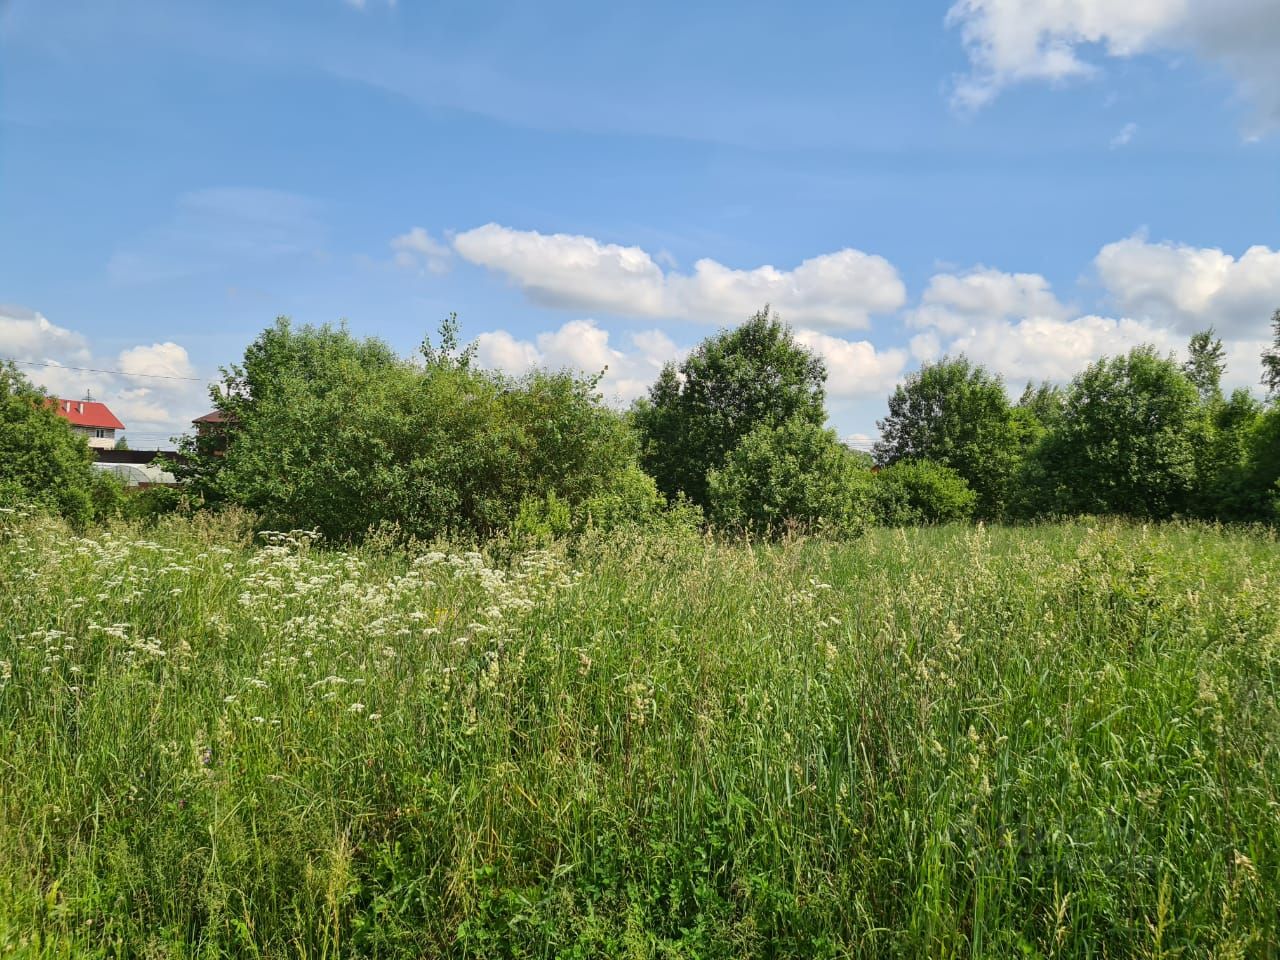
946,0,1280,129
107,187,326,285
1110,122,1138,148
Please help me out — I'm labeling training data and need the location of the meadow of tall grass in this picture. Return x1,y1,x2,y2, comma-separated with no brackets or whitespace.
1,509,1277,957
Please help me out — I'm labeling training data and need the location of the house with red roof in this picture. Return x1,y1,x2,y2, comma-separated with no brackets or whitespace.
49,397,125,450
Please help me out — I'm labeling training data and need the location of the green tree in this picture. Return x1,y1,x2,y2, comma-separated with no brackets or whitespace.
0,362,97,524
174,317,401,500
633,308,826,507
1201,389,1265,520
207,317,641,541
1184,328,1226,406
1029,346,1204,518
1262,308,1280,400
1016,381,1066,432
707,417,868,536
874,357,1020,518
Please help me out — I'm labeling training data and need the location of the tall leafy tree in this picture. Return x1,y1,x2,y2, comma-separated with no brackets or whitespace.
1201,389,1266,520
632,308,826,507
0,361,97,524
874,357,1020,517
1029,347,1204,518
175,317,402,500
1184,328,1227,406
1016,381,1066,432
1262,308,1280,400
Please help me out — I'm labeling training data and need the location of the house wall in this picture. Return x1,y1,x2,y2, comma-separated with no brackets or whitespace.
74,426,116,450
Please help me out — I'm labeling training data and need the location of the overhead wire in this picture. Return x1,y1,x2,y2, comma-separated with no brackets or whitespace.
2,357,205,382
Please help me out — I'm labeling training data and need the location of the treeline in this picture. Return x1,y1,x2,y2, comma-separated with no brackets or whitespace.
3,307,1278,539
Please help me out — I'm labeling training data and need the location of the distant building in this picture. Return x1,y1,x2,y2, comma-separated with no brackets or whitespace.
193,409,235,456
49,397,125,450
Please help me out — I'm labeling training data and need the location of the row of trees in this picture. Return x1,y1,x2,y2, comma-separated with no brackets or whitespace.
3,307,1278,538
872,324,1280,523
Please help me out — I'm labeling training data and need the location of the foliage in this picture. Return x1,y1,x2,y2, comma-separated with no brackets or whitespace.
633,308,827,508
0,361,97,525
173,317,401,500
1194,389,1264,520
868,459,977,526
197,318,640,542
125,484,187,522
2,517,1278,955
707,417,869,536
1184,327,1226,406
1262,308,1280,400
1025,347,1205,519
1226,407,1280,522
874,357,1021,518
87,470,129,522
1016,380,1066,431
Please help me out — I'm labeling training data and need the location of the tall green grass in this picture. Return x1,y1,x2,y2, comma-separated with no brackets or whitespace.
1,511,1277,957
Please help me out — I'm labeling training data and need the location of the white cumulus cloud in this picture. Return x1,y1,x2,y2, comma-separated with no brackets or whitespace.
451,223,905,330
1096,234,1280,336
906,251,1273,392
792,330,909,397
0,305,206,445
473,319,683,405
0,306,91,364
910,266,1071,335
946,313,1185,384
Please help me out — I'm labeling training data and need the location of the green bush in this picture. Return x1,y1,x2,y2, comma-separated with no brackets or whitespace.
708,417,869,536
875,357,1022,518
575,464,664,531
509,491,573,547
0,362,97,526
200,319,643,542
869,459,977,526
88,470,129,521
126,484,186,521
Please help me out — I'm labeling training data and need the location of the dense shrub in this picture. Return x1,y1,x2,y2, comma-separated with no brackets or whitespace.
576,464,665,532
196,318,644,542
868,459,977,526
707,417,869,536
125,484,186,521
87,470,129,521
0,362,97,525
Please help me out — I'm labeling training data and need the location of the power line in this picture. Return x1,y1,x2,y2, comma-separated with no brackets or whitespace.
3,357,206,383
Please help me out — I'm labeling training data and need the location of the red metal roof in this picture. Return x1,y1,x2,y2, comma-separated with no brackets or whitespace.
48,398,125,430
193,410,231,424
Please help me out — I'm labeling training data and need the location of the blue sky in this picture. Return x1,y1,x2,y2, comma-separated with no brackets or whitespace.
2,0,1279,446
